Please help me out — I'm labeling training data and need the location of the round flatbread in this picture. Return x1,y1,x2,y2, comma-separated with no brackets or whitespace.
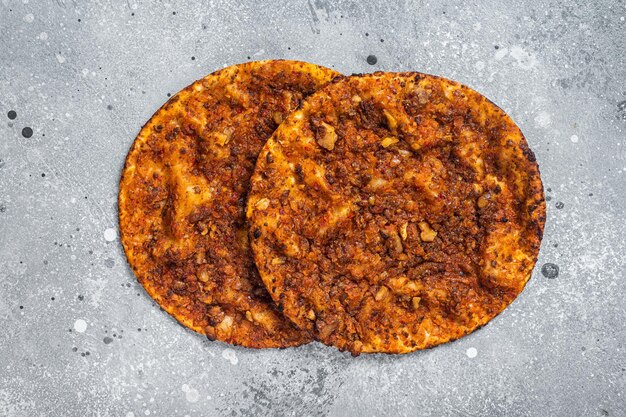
119,60,340,348
247,72,546,354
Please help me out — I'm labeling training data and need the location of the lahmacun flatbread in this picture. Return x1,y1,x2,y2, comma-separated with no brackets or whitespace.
119,60,339,348
247,72,545,354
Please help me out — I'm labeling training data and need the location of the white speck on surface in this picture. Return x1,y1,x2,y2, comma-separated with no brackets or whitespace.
466,347,478,358
571,134,579,143
74,319,87,333
182,385,199,403
144,410,150,416
222,348,238,365
509,45,538,69
475,61,485,71
473,22,482,31
534,111,552,128
23,13,34,23
38,32,48,41
55,53,66,64
104,228,117,242
494,47,509,60
126,413,135,417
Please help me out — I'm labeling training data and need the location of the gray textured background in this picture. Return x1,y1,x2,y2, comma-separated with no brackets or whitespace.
1,0,625,416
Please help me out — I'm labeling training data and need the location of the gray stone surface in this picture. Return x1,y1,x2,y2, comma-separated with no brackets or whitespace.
1,0,625,416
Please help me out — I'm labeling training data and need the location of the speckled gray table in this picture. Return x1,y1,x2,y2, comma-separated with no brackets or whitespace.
1,1,625,416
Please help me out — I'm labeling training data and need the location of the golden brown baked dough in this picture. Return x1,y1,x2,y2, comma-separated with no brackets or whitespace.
119,60,339,348
247,72,545,354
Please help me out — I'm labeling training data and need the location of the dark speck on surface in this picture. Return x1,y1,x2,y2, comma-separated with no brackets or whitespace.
78,295,84,301
366,55,378,65
618,100,626,119
7,110,17,120
546,196,552,201
541,263,559,279
103,337,114,344
22,127,33,138
104,258,115,268
107,104,113,110
555,201,565,209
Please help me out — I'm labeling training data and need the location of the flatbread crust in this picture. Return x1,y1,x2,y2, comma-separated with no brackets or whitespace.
119,60,339,348
247,72,546,354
